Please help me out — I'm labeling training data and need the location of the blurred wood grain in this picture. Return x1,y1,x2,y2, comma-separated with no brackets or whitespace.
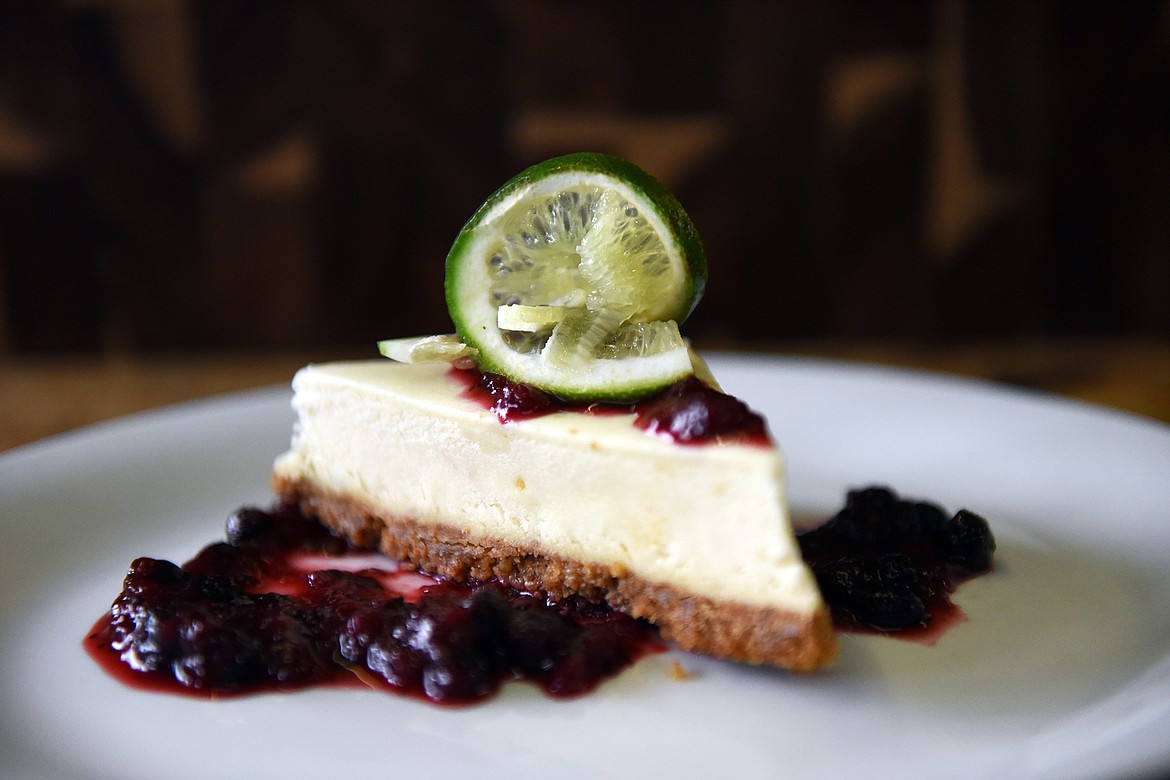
1,1,1167,356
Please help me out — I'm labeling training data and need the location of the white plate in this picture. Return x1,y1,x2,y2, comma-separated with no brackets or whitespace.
3,355,1170,780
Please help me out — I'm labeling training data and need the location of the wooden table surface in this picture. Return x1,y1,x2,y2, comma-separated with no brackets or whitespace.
2,338,1168,454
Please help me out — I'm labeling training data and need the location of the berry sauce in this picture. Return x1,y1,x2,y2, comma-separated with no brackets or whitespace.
453,368,770,445
86,487,997,703
797,486,996,642
632,376,769,445
85,504,663,706
455,367,562,422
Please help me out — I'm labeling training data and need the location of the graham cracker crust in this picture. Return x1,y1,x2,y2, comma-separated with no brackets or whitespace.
274,475,837,672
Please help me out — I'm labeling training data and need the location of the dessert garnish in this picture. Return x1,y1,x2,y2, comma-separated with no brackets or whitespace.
798,486,995,636
86,487,994,704
424,152,706,402
86,504,661,705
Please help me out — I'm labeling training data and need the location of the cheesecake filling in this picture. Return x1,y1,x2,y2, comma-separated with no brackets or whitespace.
273,361,825,619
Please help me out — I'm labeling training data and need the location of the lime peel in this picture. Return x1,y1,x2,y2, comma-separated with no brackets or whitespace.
444,153,706,402
377,335,477,365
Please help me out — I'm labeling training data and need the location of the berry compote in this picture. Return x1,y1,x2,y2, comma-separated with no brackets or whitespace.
456,367,559,422
632,376,769,445
85,503,662,706
454,368,769,445
87,487,997,704
797,486,996,639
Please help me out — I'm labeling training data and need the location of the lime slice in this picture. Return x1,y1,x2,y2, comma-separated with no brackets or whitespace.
445,153,707,402
377,334,477,365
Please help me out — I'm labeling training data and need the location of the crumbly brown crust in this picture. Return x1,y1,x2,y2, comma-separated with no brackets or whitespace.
273,475,838,672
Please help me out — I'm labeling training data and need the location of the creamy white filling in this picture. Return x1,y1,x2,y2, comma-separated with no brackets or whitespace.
273,360,822,615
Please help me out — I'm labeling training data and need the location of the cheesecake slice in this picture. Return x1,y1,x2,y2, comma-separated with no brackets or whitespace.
273,360,836,671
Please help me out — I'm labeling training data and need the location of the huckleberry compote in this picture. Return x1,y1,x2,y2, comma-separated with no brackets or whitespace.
797,486,995,632
88,504,660,705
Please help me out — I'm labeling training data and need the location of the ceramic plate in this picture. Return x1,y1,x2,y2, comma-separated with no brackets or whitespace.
2,355,1169,780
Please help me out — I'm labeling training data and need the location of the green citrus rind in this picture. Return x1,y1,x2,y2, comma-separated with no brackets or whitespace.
444,152,707,402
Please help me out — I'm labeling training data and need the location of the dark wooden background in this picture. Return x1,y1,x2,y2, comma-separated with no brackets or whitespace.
1,1,1167,356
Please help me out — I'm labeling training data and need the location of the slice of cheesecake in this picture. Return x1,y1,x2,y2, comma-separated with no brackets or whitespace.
272,360,836,671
